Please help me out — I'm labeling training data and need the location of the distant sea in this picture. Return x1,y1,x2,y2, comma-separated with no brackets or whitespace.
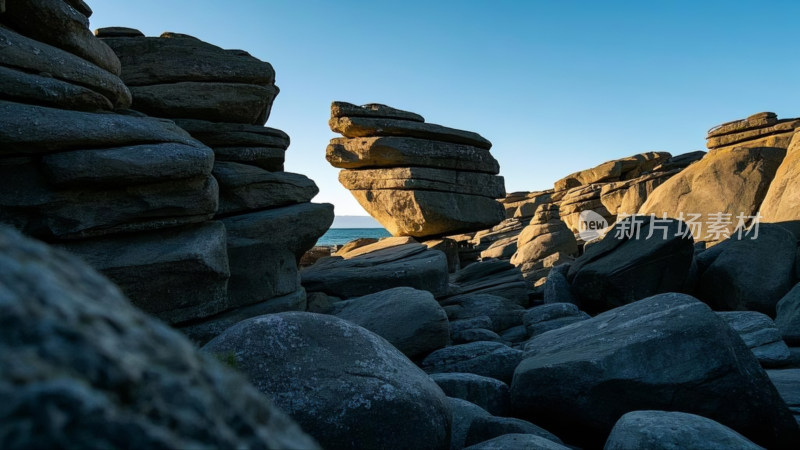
316,228,391,246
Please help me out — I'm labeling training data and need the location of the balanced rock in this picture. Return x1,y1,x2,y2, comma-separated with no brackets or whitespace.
706,112,800,153
639,146,785,240
0,226,317,450
328,102,505,238
511,293,799,448
202,312,452,450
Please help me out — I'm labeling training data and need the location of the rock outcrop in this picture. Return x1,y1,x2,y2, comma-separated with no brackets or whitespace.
706,111,800,153
761,131,800,237
0,225,318,450
327,102,506,238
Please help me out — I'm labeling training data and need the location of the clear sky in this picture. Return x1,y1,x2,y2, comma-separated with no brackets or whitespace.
90,0,800,215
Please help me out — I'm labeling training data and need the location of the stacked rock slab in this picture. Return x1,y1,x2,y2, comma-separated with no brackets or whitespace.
706,112,800,153
0,3,230,324
327,102,506,238
99,29,333,338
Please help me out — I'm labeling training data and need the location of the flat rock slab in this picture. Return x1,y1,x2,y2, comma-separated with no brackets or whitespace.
202,312,451,450
129,82,278,125
0,64,114,111
0,158,218,240
339,167,505,198
350,189,505,238
331,101,424,122
301,242,450,298
706,118,800,149
222,202,334,308
173,119,290,148
213,162,318,216
511,293,799,449
327,136,499,173
101,33,275,86
59,222,230,324
330,116,492,149
707,111,777,138
0,226,318,450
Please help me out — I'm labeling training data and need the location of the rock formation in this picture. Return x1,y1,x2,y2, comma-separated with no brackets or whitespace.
327,102,506,238
706,111,800,153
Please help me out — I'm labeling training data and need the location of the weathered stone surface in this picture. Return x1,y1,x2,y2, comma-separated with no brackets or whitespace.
567,216,695,314
718,311,791,367
559,184,614,234
707,112,777,138
511,220,578,272
0,27,130,107
129,82,278,125
330,116,492,149
652,150,706,171
425,238,461,272
600,170,679,216
65,0,93,18
464,416,563,448
760,132,800,238
0,157,218,240
331,287,449,359
449,398,492,450
179,289,307,346
202,312,451,450
214,146,285,171
2,0,122,75
523,303,590,338
173,119,290,148
604,411,763,450
554,152,671,191
464,434,570,450
101,33,275,86
41,143,214,187
639,146,786,238
447,260,528,306
480,235,518,260
327,137,499,173
767,369,800,427
450,316,493,334
0,64,113,110
451,328,503,345
777,283,800,345
430,373,510,416
339,167,505,198
512,293,799,449
0,101,199,155
696,224,796,316
213,162,318,215
94,26,143,38
422,342,523,383
336,236,415,258
350,189,506,238
707,118,800,149
543,264,576,305
302,242,449,298
59,222,229,324
440,293,524,332
223,202,334,307
0,226,318,450
331,101,424,122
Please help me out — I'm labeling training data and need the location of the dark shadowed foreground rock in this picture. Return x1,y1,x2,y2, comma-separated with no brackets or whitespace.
604,411,762,450
718,311,791,367
696,224,797,316
511,293,799,449
202,312,451,450
431,373,510,416
0,226,317,450
449,398,491,450
777,283,800,345
331,287,449,359
567,215,694,313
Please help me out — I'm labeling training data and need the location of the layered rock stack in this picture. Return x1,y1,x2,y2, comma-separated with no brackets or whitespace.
706,111,799,153
326,102,506,238
97,29,333,341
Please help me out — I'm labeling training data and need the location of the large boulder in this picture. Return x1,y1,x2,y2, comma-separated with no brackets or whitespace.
446,260,528,306
639,146,786,239
464,416,563,448
331,287,450,359
522,303,590,338
511,293,799,448
430,373,510,416
695,224,796,316
464,434,570,450
202,312,452,450
760,132,800,238
0,226,317,449
706,112,799,153
718,311,791,367
422,342,523,383
604,411,762,450
776,283,800,345
301,242,450,298
567,216,695,314
510,220,578,273
767,369,800,428
439,293,524,332
554,152,671,192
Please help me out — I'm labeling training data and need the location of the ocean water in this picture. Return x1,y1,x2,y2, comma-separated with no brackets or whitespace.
316,228,392,246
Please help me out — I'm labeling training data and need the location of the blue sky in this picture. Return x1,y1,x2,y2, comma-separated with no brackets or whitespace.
91,0,800,215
